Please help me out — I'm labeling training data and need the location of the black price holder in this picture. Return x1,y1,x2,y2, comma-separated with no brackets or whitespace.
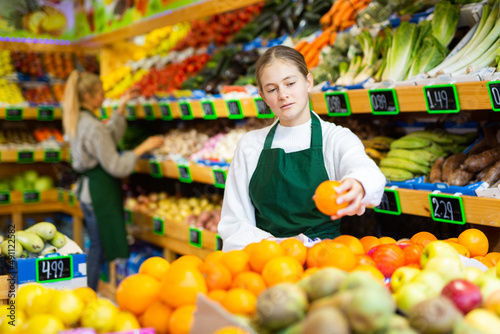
57,188,64,202
189,227,202,248
373,188,401,215
37,106,55,121
216,234,223,251
226,100,244,119
254,98,274,119
368,89,399,115
213,169,226,189
68,193,76,206
160,103,173,120
201,100,217,120
179,102,194,120
178,165,193,183
6,107,23,121
429,193,465,224
152,216,165,236
124,209,133,225
24,190,40,203
149,161,163,178
126,105,137,120
99,107,108,119
44,149,61,163
424,84,459,114
18,151,34,163
0,191,10,205
143,104,155,120
36,255,73,283
325,92,351,116
487,81,500,112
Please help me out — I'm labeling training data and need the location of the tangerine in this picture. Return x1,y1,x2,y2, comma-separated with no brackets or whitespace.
200,262,232,291
243,242,257,256
116,274,160,315
306,240,357,271
159,265,207,309
221,288,257,316
171,255,203,269
261,256,304,286
379,236,397,244
220,250,250,277
231,271,267,296
139,257,170,281
169,304,196,334
359,236,381,253
248,240,284,273
204,251,225,265
473,256,495,268
410,231,437,247
333,235,365,255
140,300,172,334
280,238,308,265
485,252,500,266
355,254,376,266
207,289,227,303
458,228,489,258
444,241,471,258
313,180,348,216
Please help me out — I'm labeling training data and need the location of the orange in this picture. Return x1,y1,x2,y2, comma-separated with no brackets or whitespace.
280,238,308,265
446,237,458,243
410,231,437,247
333,235,365,255
306,240,357,271
139,300,172,334
200,262,232,291
261,256,304,286
220,250,250,277
231,271,267,296
444,241,470,258
171,255,203,269
204,251,225,265
248,240,284,273
352,264,385,281
303,267,320,277
73,287,97,306
159,265,207,309
313,180,348,216
356,254,376,266
458,228,489,258
221,288,257,316
403,244,424,266
139,257,170,281
116,274,161,315
359,236,381,253
168,304,196,334
379,236,397,244
473,256,495,268
243,242,257,256
214,326,251,334
207,289,227,303
485,252,500,266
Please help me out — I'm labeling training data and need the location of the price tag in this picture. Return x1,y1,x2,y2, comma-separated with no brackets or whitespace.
213,169,226,188
424,84,459,113
160,103,173,120
44,150,60,163
429,193,465,224
325,92,351,116
36,255,73,283
373,189,401,215
18,151,34,163
57,188,64,202
37,106,55,121
216,234,223,251
99,107,108,119
201,101,218,120
68,193,75,206
368,89,399,115
178,165,192,183
254,98,274,118
487,81,500,112
124,209,133,225
24,190,40,203
126,105,137,120
179,102,194,120
6,107,23,121
143,104,155,120
226,100,244,119
149,161,162,178
0,191,10,205
189,227,202,248
152,216,165,236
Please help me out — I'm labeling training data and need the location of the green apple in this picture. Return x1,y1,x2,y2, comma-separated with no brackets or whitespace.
465,266,485,283
424,256,465,283
395,281,433,315
475,275,500,301
464,308,500,334
410,269,446,296
391,266,421,294
421,241,460,269
485,267,497,277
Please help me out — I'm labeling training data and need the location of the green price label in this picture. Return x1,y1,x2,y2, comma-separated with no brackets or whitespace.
24,190,40,203
160,103,173,120
6,107,23,120
179,102,194,120
124,209,133,225
213,169,226,189
226,100,244,119
152,216,165,236
68,193,76,206
178,165,192,183
18,151,34,163
57,188,64,202
373,189,401,215
201,101,218,120
99,107,108,119
216,234,223,251
150,161,162,178
254,98,274,118
143,104,156,120
126,105,137,120
424,84,460,114
487,81,500,112
44,150,61,163
189,227,202,248
0,191,10,205
429,193,465,224
36,255,73,283
325,92,351,116
37,106,55,121
369,89,399,115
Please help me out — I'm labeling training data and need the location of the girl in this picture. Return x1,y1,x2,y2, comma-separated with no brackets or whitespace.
63,70,163,290
218,46,385,251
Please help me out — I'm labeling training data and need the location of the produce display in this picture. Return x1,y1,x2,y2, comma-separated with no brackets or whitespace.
0,127,64,149
0,78,25,105
0,170,55,192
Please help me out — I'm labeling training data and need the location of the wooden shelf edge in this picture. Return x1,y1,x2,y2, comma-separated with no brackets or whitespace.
1,107,62,120
0,148,70,163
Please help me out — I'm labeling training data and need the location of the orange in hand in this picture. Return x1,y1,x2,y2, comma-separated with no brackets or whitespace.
313,180,348,216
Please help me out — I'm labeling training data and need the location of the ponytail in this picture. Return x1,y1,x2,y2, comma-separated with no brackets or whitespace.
63,70,80,139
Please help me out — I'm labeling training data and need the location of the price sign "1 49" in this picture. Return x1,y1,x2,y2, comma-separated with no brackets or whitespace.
424,85,460,113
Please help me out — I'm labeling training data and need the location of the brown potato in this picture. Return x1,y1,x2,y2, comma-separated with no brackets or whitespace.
481,160,500,186
429,156,445,183
461,148,500,173
449,169,475,186
442,153,466,183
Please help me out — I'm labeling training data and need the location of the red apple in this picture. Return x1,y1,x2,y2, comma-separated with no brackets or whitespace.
441,279,482,314
369,244,406,278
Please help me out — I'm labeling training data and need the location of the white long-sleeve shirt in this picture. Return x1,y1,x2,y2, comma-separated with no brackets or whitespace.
218,112,386,251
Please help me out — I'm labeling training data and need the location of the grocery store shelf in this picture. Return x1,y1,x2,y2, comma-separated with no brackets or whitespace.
0,148,70,163
75,0,263,47
0,41,99,53
1,106,62,120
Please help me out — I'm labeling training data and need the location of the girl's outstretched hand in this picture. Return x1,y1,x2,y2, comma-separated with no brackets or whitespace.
329,177,366,220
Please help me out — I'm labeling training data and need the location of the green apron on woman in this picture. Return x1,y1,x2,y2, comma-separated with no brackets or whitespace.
249,112,340,240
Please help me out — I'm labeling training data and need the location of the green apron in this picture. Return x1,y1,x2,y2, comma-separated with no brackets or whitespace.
79,109,130,261
249,112,340,240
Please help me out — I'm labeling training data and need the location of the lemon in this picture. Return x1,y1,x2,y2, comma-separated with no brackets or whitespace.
73,287,97,306
0,309,26,333
25,314,64,334
49,290,84,326
81,298,118,333
113,311,140,331
17,284,48,315
28,288,55,317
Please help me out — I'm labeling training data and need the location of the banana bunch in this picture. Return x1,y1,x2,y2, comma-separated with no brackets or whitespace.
0,222,67,258
151,22,191,57
362,136,395,165
380,130,476,182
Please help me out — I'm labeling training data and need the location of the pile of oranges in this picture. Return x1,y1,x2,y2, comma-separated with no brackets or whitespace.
115,228,496,334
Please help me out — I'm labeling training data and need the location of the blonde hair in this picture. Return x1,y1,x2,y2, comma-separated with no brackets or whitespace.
63,70,102,139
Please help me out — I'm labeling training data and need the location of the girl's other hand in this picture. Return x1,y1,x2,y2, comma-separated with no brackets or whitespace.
329,177,366,220
133,135,164,157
